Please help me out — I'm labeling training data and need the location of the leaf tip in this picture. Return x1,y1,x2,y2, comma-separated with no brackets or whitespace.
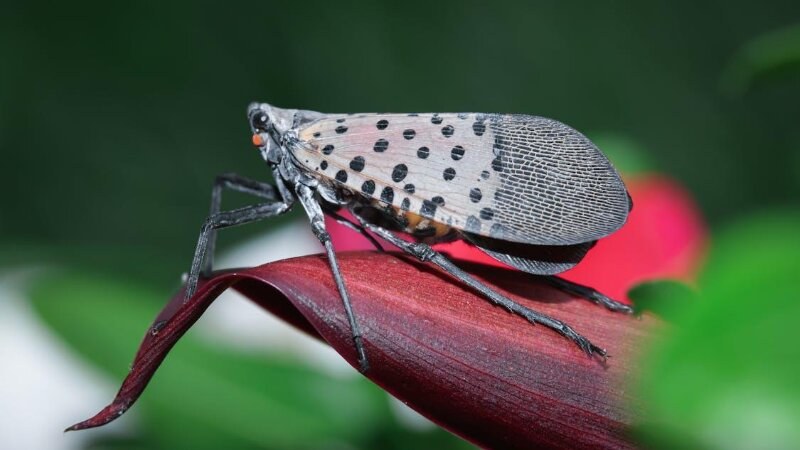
65,401,131,432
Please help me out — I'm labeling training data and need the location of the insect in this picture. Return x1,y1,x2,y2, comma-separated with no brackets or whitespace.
184,103,633,372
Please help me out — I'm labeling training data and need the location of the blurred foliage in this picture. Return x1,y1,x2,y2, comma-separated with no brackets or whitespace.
720,23,800,96
3,1,800,448
30,271,472,449
628,279,698,322
636,210,800,449
2,2,800,288
588,133,657,175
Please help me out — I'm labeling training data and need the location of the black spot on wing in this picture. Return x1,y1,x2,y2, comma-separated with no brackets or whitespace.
420,200,437,219
380,186,394,204
469,187,482,203
362,180,375,195
489,223,505,238
374,139,389,152
392,164,408,182
465,215,481,233
349,156,365,172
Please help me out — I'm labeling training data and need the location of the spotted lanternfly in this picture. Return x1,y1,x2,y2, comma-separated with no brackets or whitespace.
184,103,634,371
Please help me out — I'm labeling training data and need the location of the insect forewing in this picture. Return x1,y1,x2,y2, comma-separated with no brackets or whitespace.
292,113,629,245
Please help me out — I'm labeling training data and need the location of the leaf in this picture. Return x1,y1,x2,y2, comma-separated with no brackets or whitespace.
31,272,389,448
628,279,697,322
637,210,800,449
720,23,800,96
66,252,657,449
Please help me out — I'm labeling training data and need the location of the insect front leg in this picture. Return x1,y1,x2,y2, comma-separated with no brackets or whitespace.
541,276,634,314
184,200,292,301
203,173,283,276
356,219,607,359
295,184,369,373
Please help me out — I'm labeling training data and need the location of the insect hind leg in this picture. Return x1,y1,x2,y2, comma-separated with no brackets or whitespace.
356,220,607,360
542,276,634,314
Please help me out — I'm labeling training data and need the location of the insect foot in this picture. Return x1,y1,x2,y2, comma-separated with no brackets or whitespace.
543,276,634,314
353,335,369,373
535,314,608,360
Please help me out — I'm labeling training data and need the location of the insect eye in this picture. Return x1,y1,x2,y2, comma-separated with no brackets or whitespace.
251,111,270,132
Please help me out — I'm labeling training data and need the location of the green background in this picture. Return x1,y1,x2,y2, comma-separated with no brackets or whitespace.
2,1,799,449
3,2,799,279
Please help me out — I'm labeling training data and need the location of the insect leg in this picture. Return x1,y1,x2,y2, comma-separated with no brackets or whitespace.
323,209,384,252
541,276,634,314
184,200,292,301
203,173,282,276
359,221,607,359
295,184,369,372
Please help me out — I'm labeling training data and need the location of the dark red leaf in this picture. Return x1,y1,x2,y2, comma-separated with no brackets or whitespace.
67,252,656,449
